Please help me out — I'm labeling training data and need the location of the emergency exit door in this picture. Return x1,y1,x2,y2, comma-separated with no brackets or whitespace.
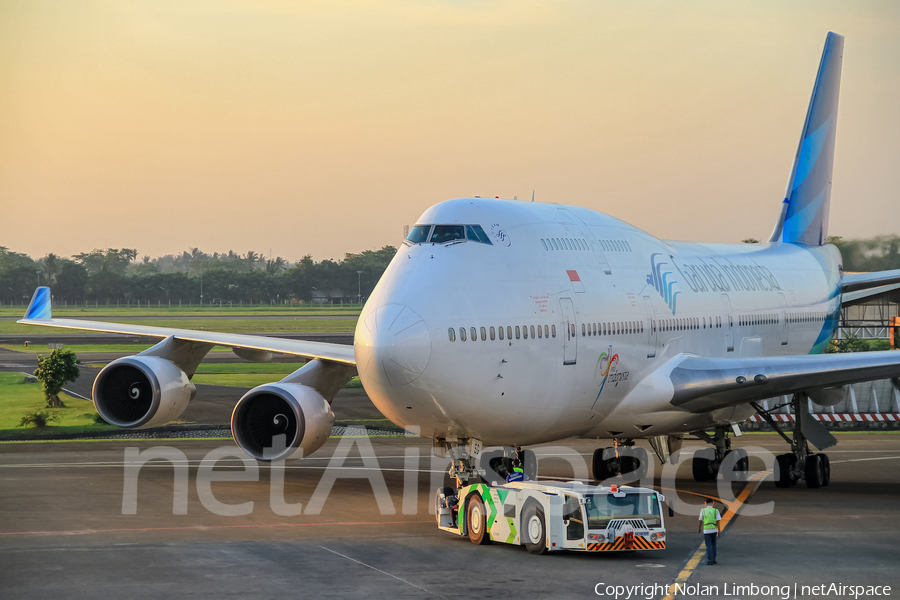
642,296,657,358
560,298,577,365
720,293,734,352
778,292,789,346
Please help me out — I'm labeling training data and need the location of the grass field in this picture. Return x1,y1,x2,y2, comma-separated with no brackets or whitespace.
1,317,358,335
0,373,115,438
1,344,235,354
0,305,362,318
191,363,363,389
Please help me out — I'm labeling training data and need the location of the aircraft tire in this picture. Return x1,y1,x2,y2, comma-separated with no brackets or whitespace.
592,448,615,481
775,454,792,488
819,454,831,486
724,448,749,482
805,454,824,489
692,455,711,482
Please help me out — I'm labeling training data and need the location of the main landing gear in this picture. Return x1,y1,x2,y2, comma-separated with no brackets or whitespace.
592,440,650,481
751,393,835,489
689,426,749,482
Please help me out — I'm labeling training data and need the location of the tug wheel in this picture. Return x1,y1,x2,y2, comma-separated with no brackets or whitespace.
522,504,547,555
467,495,491,545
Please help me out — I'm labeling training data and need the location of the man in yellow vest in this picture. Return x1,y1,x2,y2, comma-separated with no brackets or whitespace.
698,498,721,565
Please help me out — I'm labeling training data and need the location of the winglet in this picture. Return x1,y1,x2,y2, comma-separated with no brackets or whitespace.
769,32,844,245
23,287,52,320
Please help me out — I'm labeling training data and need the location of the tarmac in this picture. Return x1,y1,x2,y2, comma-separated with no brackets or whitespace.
1,348,899,598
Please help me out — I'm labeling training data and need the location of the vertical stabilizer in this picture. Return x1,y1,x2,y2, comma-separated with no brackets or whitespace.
769,32,843,245
24,287,52,320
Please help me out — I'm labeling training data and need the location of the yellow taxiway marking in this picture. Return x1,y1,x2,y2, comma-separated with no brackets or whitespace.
662,469,772,600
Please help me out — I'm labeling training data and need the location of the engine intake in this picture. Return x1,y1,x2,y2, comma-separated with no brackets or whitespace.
93,356,196,429
232,383,334,461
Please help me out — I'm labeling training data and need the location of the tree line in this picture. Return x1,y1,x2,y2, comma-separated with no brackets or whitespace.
0,246,397,305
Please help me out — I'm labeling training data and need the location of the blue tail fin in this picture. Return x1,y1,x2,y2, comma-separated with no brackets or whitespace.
769,32,844,245
24,287,52,320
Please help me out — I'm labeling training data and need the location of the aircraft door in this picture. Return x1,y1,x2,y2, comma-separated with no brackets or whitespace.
720,293,734,352
778,292,789,346
560,298,577,365
642,296,657,358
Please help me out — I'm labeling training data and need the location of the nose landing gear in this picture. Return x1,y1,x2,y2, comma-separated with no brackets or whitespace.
591,440,650,481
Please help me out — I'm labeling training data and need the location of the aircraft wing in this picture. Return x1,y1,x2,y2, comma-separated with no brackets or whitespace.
17,287,356,366
667,351,900,413
840,269,900,293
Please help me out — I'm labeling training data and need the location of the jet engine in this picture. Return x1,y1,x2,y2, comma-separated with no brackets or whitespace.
93,356,196,429
231,383,334,461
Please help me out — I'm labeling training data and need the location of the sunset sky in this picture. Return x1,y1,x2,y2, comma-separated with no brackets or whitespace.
2,1,898,262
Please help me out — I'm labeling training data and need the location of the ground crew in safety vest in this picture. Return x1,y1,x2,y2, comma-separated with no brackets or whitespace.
698,498,721,565
506,460,526,483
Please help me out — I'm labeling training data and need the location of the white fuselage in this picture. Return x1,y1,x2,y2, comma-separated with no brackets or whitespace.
354,198,842,446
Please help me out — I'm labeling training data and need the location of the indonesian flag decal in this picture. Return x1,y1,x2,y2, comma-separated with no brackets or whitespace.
567,270,581,282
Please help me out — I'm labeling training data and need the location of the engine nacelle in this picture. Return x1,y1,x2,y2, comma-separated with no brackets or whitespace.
93,356,196,429
231,383,335,461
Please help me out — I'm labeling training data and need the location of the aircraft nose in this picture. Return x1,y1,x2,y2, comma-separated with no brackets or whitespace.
355,304,431,387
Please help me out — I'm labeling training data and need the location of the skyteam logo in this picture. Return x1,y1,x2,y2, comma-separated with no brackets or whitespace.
647,253,680,315
595,345,619,400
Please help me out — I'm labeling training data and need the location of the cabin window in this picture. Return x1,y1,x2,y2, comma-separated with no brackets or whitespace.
541,239,548,251
470,327,477,341
481,327,487,341
489,326,495,340
448,327,456,342
582,323,586,337
531,325,536,339
537,325,543,338
551,324,556,338
498,326,504,340
459,327,466,342
508,326,513,339
515,326,521,339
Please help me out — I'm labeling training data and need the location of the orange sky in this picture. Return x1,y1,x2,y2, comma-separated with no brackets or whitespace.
2,1,898,262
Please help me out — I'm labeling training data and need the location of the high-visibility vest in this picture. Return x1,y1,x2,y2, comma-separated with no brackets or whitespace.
701,506,718,530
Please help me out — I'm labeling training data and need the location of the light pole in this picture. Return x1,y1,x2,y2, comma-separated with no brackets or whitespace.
200,271,203,306
160,286,169,308
36,270,42,287
357,271,362,305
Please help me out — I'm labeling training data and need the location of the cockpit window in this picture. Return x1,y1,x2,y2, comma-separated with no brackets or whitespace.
466,225,493,245
430,225,466,244
405,225,432,244
408,223,495,246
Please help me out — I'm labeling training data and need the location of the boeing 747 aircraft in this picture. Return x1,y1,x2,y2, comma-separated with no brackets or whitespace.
19,32,900,494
